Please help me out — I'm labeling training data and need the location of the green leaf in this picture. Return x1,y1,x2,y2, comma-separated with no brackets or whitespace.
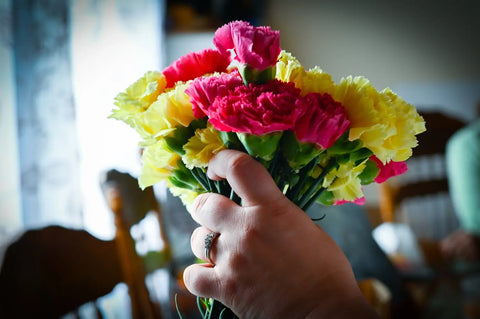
172,169,197,186
171,160,199,187
358,158,380,185
164,118,207,155
350,148,373,164
327,132,363,155
169,176,198,191
316,190,335,206
189,117,208,131
334,147,373,165
165,126,193,155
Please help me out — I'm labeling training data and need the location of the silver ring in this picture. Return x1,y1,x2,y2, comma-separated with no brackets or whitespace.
204,231,219,265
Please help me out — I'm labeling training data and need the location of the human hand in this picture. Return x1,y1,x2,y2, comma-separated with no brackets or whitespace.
183,150,378,319
440,230,480,262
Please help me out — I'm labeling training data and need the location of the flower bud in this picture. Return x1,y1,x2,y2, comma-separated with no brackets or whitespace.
280,131,323,170
238,64,276,85
237,132,282,161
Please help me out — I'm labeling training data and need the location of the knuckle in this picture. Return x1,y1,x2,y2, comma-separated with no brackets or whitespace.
228,248,248,270
239,212,262,245
227,227,258,268
190,227,201,250
184,267,218,298
192,193,209,213
183,267,203,295
228,152,254,176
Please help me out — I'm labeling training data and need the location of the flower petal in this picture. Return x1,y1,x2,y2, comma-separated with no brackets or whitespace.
214,20,280,70
163,48,230,88
371,155,408,183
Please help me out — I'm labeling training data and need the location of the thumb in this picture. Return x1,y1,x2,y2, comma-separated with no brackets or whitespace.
207,150,285,207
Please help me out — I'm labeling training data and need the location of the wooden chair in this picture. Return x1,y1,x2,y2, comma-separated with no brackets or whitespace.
376,110,467,310
358,278,392,319
0,225,122,318
378,111,466,248
0,170,171,319
101,169,201,319
100,169,171,319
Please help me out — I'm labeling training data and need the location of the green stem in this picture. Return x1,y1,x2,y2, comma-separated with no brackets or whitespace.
301,187,326,212
296,159,336,209
206,174,216,193
285,157,319,202
229,188,241,205
197,297,207,317
267,149,281,176
222,180,232,197
277,179,287,194
214,180,222,194
191,167,211,192
209,300,238,319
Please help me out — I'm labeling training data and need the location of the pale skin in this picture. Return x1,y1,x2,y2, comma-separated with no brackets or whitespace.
440,229,480,262
183,150,379,319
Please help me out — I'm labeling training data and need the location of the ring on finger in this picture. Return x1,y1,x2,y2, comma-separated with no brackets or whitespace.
204,231,219,265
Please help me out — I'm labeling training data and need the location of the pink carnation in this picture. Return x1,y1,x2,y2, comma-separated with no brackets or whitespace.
163,48,230,88
294,93,350,149
187,73,304,135
371,155,408,183
185,71,244,118
334,197,366,206
214,20,281,70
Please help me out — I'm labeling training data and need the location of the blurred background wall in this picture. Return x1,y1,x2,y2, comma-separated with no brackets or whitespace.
266,0,480,121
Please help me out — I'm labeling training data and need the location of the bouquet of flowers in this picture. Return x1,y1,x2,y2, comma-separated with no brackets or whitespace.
111,20,425,318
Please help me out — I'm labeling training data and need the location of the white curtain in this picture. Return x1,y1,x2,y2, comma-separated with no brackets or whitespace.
0,0,165,244
0,0,22,243
12,0,83,230
71,0,165,239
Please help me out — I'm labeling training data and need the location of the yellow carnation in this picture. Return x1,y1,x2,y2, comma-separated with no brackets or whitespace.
276,51,334,96
137,82,196,140
323,160,366,202
333,76,425,163
276,51,303,83
167,182,199,213
138,140,180,189
111,71,167,128
183,124,226,169
297,67,335,96
380,88,426,161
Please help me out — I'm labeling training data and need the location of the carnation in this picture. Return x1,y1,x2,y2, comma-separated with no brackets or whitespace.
186,71,244,119
371,155,408,183
294,93,350,149
214,20,281,70
163,48,231,88
112,21,426,317
188,73,304,135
